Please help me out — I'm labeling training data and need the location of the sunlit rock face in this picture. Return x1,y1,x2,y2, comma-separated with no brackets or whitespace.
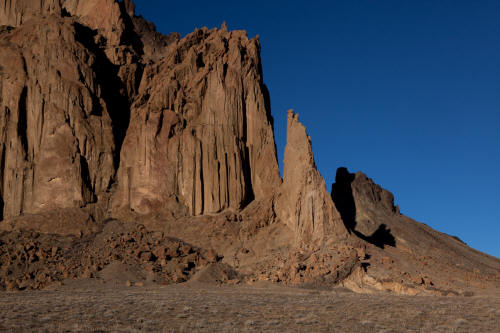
112,26,281,216
0,0,281,219
275,110,348,248
0,17,117,218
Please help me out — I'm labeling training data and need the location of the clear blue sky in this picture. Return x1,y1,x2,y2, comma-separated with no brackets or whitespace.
133,0,500,258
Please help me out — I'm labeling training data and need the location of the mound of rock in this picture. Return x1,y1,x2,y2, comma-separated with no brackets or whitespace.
0,220,222,291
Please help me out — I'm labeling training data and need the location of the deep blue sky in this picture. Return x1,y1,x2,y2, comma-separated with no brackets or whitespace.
133,1,500,258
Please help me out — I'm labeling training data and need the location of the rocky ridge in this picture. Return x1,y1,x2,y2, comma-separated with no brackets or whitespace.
0,0,499,294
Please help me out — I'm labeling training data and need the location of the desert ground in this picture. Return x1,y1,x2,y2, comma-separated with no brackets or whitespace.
0,281,499,332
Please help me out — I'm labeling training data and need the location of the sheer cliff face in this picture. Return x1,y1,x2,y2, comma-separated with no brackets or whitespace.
0,0,140,219
0,0,281,219
0,0,62,27
0,17,117,218
112,26,281,216
276,110,347,247
1,0,125,45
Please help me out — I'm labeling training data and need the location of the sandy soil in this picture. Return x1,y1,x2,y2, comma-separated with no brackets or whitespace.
0,281,499,332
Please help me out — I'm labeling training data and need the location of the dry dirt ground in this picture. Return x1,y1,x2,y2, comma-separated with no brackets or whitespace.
0,281,499,332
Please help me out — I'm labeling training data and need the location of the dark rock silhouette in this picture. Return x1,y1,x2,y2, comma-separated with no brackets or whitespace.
366,224,396,249
331,167,356,232
332,167,396,249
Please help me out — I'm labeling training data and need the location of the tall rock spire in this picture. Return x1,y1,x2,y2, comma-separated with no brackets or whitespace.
276,110,348,248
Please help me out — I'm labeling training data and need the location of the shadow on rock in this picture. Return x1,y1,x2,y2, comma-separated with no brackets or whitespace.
331,167,396,249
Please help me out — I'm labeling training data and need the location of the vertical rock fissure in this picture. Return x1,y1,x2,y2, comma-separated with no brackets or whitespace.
217,160,221,209
79,154,95,204
17,86,28,161
242,146,254,207
127,167,132,210
199,142,204,214
191,151,196,215
0,145,5,220
73,22,132,177
240,86,254,207
311,195,315,230
241,82,248,142
38,99,44,150
225,152,230,207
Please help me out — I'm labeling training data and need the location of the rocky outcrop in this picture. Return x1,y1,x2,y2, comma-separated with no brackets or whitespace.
0,0,499,296
111,26,281,216
350,170,399,216
0,0,281,221
330,167,500,293
331,167,399,237
131,15,180,61
0,17,117,219
276,110,347,247
0,0,127,48
0,220,221,290
0,0,62,27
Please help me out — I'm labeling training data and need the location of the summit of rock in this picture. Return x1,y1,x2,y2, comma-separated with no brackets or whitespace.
276,110,347,248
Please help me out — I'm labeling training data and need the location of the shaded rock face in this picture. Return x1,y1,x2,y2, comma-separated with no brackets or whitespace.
331,167,500,293
0,0,130,47
331,168,399,243
131,15,180,61
62,0,124,45
276,110,347,247
112,26,281,216
0,0,62,27
351,171,399,216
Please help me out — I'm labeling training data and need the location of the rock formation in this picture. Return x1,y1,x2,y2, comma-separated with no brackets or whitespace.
0,16,116,218
0,0,498,294
112,26,281,216
332,168,500,294
0,0,281,220
0,0,62,27
276,110,347,247
332,167,399,238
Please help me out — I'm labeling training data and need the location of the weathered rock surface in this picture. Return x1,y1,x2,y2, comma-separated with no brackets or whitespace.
0,0,154,220
111,25,281,216
0,0,282,223
332,167,500,294
0,0,130,48
0,220,219,290
276,110,347,247
131,15,180,61
0,0,62,27
331,167,399,237
0,0,498,295
0,17,117,219
62,0,125,46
